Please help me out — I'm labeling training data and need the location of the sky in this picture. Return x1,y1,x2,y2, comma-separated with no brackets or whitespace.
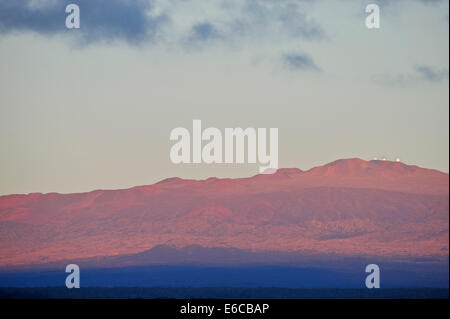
0,0,448,195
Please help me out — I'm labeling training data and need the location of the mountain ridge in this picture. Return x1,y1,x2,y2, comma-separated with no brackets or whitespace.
0,158,448,267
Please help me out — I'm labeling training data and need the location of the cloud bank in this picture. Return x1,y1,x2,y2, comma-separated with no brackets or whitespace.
0,0,325,46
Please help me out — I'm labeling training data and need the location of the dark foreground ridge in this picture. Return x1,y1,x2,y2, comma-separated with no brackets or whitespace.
0,287,448,299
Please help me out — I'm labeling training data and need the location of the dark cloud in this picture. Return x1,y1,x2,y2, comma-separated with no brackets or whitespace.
0,0,325,47
189,22,222,42
415,65,449,82
282,53,321,72
0,0,166,44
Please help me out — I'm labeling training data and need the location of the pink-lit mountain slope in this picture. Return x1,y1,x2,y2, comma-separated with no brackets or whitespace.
0,158,448,267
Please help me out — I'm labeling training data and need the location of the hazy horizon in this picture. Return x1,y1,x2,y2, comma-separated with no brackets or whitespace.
0,156,447,196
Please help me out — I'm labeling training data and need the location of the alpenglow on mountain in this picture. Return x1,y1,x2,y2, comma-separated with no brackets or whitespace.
0,158,448,268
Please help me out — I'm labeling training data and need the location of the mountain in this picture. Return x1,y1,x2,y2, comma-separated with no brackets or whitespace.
0,158,448,268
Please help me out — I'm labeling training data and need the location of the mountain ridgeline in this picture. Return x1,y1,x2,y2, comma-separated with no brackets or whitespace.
0,158,448,270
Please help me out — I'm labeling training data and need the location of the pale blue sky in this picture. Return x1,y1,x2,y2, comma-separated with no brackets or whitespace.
0,0,448,195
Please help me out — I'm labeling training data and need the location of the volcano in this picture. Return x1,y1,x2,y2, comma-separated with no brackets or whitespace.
0,158,448,268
